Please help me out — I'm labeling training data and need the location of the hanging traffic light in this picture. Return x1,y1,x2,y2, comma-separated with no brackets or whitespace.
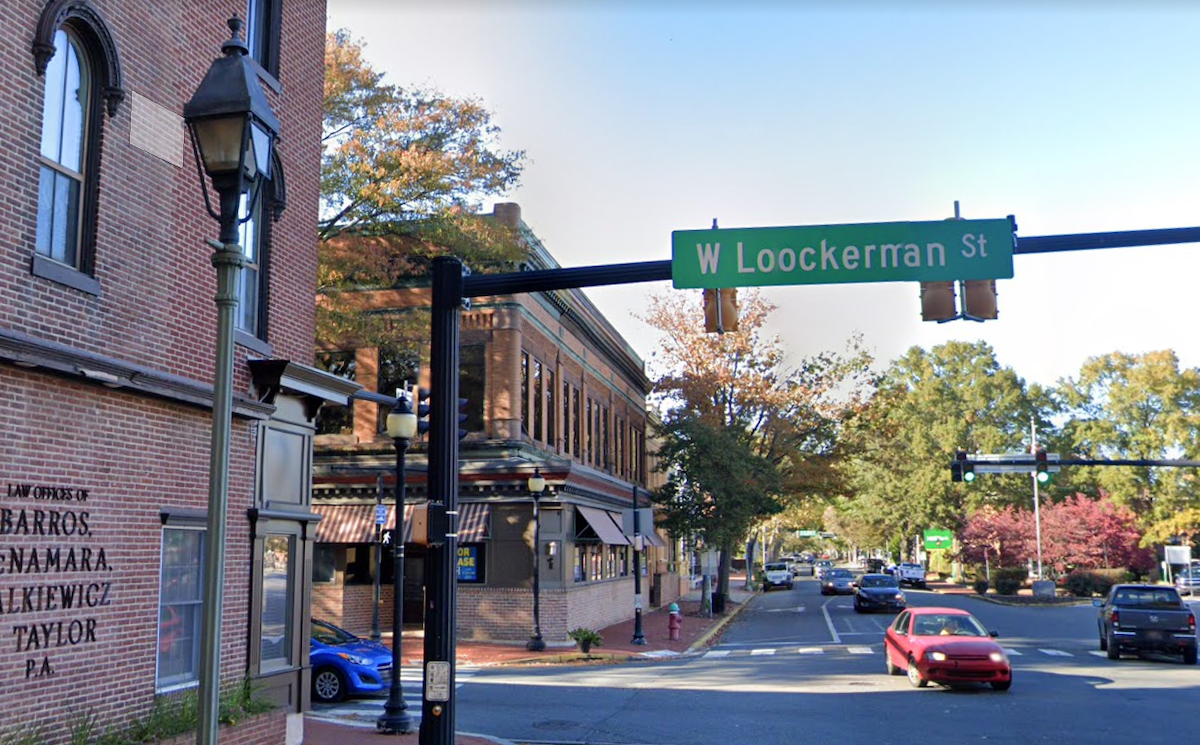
920,281,958,322
1035,449,1051,484
703,288,739,333
962,280,998,321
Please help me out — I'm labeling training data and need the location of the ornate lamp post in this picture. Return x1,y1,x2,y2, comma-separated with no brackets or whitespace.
377,395,418,734
526,468,547,651
182,17,279,745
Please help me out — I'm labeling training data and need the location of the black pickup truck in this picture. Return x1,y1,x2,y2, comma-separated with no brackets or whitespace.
1094,584,1197,664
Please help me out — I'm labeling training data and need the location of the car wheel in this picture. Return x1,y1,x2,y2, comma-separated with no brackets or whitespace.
906,656,928,688
1183,647,1197,666
313,666,347,703
853,600,862,613
1098,624,1107,651
991,675,1013,692
886,653,900,676
1106,629,1119,661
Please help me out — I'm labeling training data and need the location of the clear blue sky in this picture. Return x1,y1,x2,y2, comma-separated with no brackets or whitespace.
328,1,1200,388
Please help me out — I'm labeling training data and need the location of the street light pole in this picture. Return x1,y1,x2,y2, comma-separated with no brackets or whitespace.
631,484,646,645
182,17,279,745
526,468,547,652
378,395,418,734
1031,417,1044,581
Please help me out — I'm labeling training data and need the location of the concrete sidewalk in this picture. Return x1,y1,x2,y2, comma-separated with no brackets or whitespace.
301,580,756,744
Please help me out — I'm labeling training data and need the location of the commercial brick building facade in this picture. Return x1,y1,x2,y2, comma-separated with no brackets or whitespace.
313,204,685,646
1,1,335,743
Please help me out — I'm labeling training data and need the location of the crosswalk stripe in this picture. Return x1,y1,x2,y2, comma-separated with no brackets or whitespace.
703,650,730,658
796,647,825,655
750,648,775,655
1088,650,1108,657
1039,649,1073,657
1004,648,1022,656
847,646,874,655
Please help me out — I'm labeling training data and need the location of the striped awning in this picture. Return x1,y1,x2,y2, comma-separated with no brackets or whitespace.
576,506,630,546
312,503,416,544
457,502,490,542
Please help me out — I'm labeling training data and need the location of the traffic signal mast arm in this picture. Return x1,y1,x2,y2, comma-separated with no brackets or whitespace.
949,454,1200,472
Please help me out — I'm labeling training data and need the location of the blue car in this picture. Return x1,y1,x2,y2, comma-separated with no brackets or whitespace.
310,618,393,703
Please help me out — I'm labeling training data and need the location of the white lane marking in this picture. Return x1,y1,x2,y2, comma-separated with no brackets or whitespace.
703,649,730,658
751,648,776,656
847,646,874,655
1088,651,1108,657
1004,648,1022,656
1039,649,1073,657
821,597,842,644
796,647,825,655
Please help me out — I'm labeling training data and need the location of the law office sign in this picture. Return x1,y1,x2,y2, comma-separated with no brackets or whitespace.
671,218,1014,289
924,529,954,551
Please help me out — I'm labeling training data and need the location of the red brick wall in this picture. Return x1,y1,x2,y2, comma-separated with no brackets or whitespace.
457,580,635,643
0,0,327,742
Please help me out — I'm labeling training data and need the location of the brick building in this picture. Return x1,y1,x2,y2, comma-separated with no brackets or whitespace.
312,203,684,645
1,1,335,743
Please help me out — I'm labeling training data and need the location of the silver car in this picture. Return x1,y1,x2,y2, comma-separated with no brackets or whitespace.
821,568,856,595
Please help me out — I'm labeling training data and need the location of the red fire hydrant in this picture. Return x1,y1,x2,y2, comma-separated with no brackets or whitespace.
668,602,682,641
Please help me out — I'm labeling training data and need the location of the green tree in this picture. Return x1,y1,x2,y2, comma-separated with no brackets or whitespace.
839,341,1055,557
319,30,526,349
643,289,872,596
1058,350,1200,543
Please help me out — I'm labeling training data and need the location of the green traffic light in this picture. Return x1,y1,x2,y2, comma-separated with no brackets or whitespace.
1036,470,1051,484
963,470,976,483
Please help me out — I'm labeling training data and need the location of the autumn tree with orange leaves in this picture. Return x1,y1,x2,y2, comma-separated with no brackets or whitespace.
319,30,526,349
642,289,873,597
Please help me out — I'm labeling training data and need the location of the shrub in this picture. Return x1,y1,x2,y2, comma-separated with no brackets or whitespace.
568,627,603,650
1064,567,1132,597
992,567,1026,596
972,578,990,595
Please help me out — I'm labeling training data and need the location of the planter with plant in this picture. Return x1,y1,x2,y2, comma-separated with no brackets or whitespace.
568,627,603,654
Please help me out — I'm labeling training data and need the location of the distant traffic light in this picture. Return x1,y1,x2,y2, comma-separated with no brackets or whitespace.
703,288,739,333
1035,449,1051,484
951,449,975,483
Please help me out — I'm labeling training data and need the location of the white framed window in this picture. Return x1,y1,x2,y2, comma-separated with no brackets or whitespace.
157,527,205,691
260,533,295,668
37,28,89,268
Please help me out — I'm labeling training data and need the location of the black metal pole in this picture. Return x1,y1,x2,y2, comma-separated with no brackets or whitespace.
377,437,414,734
420,256,463,745
527,492,545,651
631,484,646,645
371,475,383,641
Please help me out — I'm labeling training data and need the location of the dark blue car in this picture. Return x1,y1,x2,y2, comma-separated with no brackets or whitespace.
310,618,393,703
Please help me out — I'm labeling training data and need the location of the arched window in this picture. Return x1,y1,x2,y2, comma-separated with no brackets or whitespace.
31,0,124,294
36,28,89,269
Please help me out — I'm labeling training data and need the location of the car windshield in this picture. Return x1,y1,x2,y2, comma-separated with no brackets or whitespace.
828,569,853,579
912,614,987,637
860,576,897,588
312,620,358,645
766,563,788,572
1112,588,1183,608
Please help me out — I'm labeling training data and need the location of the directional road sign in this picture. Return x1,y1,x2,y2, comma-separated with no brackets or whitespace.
672,218,1015,289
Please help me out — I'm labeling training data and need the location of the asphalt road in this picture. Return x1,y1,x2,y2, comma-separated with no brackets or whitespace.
454,572,1200,745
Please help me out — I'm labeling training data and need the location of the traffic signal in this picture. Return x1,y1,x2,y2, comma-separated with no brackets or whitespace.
414,386,431,436
962,280,998,321
1035,449,1051,484
457,397,469,440
951,449,975,483
703,288,739,333
920,281,957,322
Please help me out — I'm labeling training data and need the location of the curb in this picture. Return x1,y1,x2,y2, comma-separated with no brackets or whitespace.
684,596,752,655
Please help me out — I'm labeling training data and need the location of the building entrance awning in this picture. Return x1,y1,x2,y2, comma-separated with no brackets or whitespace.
575,506,630,545
313,503,415,544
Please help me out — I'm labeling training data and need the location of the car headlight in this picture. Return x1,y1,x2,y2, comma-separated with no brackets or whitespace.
929,651,947,662
894,593,905,601
989,651,1007,663
337,652,373,666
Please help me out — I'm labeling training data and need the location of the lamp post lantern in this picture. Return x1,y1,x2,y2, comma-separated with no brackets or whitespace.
526,468,547,652
377,394,418,734
182,16,279,745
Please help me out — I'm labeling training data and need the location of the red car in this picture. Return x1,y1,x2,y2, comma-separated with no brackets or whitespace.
883,607,1012,691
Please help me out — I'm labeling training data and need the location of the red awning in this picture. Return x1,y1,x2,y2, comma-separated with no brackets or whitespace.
312,503,415,544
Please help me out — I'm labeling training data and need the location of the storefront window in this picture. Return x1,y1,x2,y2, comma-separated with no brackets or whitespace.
261,534,293,667
312,544,336,583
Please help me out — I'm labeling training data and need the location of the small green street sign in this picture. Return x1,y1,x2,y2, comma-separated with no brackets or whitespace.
797,529,818,537
671,218,1015,289
924,529,954,551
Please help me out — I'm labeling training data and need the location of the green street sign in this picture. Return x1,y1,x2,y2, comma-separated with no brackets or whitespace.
671,218,1015,289
797,529,817,537
924,529,954,551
